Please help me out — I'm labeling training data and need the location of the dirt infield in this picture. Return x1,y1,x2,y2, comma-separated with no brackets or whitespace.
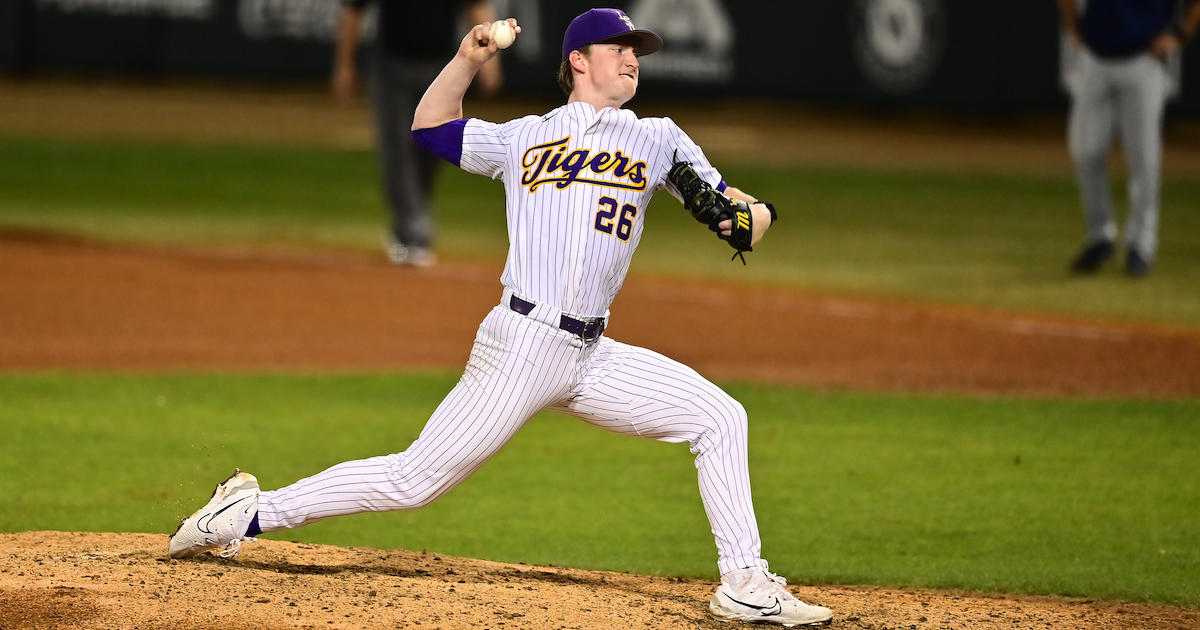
3,230,1200,396
3,532,1197,630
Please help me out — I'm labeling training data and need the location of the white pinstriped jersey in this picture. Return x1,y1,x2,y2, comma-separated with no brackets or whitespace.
459,101,722,319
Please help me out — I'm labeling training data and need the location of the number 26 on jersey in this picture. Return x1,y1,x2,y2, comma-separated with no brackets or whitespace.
594,196,638,242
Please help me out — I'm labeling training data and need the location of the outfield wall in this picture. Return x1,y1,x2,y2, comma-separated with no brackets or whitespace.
4,0,1200,117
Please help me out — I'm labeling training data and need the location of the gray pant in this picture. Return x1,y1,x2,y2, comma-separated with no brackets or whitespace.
1067,49,1170,260
368,53,445,249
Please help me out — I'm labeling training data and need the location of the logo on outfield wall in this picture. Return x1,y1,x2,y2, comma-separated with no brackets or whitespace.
851,0,944,94
628,0,734,83
36,0,213,20
239,0,341,41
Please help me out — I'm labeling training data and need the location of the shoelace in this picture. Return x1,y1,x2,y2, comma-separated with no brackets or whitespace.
764,570,788,588
217,536,256,559
757,570,826,610
750,569,797,604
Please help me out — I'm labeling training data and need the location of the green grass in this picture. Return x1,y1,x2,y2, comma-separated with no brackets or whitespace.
2,134,1197,609
641,166,1200,325
0,138,508,256
2,137,1199,325
1,373,1197,608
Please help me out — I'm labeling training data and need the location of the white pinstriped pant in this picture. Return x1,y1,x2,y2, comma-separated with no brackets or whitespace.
257,291,764,575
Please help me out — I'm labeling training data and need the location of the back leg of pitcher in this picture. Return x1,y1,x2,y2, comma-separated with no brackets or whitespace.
553,338,762,576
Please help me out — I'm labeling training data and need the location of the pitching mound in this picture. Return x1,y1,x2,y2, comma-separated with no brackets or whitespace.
2,532,1195,630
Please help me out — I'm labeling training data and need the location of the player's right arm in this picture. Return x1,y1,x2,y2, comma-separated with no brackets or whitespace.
465,1,504,97
1055,0,1082,47
412,19,519,131
331,2,364,107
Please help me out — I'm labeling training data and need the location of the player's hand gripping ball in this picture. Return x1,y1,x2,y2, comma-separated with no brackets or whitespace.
488,20,516,49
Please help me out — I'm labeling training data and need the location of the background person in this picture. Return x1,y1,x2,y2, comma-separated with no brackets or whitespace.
333,0,503,267
1059,0,1200,276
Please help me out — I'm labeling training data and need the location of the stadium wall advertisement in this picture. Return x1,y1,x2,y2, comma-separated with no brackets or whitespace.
3,0,1200,117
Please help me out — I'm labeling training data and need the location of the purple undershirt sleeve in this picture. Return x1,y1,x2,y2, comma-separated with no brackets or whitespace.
716,181,728,193
412,119,467,167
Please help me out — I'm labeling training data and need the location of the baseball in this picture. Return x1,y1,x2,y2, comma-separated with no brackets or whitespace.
488,20,516,49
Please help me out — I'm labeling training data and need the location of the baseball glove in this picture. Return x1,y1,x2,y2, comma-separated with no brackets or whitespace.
667,156,774,263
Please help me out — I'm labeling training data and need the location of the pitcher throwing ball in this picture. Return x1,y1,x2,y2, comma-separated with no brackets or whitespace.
169,8,829,627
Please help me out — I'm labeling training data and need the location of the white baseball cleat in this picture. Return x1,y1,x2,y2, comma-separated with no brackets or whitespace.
386,242,437,268
710,567,833,627
168,469,259,559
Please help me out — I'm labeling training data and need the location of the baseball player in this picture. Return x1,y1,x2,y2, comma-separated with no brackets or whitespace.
1059,0,1200,276
333,0,504,268
169,8,831,627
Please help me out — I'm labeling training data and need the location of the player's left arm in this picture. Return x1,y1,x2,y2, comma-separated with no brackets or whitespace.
661,123,776,250
1151,0,1200,57
721,187,775,247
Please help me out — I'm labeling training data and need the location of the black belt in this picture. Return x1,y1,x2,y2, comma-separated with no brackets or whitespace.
509,295,605,343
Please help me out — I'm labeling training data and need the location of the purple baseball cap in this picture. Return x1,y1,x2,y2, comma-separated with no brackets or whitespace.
561,8,663,59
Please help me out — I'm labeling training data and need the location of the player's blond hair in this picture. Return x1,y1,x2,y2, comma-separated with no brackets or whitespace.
558,45,592,97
